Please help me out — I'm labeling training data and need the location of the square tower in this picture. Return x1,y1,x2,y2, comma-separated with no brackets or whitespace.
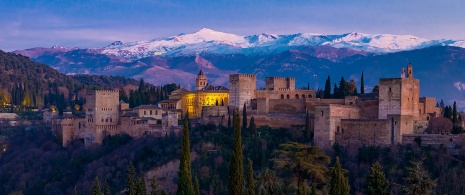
229,74,256,110
85,90,120,144
265,77,295,91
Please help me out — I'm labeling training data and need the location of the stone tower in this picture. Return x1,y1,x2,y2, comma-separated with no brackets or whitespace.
229,74,256,110
196,69,207,90
85,90,120,144
378,64,419,119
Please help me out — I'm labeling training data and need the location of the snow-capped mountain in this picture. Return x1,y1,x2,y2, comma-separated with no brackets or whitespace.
97,28,465,60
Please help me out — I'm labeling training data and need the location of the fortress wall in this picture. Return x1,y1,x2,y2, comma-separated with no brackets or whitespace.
201,106,228,127
337,119,390,146
250,112,306,129
401,79,420,118
268,99,306,113
314,104,361,149
229,74,256,110
265,77,295,90
359,100,380,119
379,79,402,119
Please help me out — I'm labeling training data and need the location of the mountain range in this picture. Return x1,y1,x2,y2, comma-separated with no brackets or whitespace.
11,28,465,109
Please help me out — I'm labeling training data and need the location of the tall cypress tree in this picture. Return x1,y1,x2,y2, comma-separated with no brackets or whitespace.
92,176,102,195
104,180,110,195
243,103,247,129
361,71,365,94
127,161,137,195
193,176,200,195
329,157,350,195
324,76,331,99
177,115,193,195
453,101,458,124
136,176,147,195
363,162,390,195
247,158,255,195
228,109,244,195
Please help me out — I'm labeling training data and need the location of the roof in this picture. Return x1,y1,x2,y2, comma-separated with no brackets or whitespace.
198,69,205,76
159,99,181,103
201,84,229,91
171,88,191,95
134,105,161,109
121,112,139,117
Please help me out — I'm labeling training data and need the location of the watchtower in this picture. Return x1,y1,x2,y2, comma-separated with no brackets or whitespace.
196,69,207,90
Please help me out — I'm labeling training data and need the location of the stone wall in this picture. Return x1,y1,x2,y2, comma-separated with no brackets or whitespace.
201,106,229,126
255,89,316,100
402,134,465,147
314,104,361,148
265,77,295,90
268,99,306,113
250,112,306,129
337,119,390,146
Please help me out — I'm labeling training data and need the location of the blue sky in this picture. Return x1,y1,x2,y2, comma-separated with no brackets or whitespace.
1,0,464,51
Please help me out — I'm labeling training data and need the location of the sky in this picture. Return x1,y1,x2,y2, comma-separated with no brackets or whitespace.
1,0,464,51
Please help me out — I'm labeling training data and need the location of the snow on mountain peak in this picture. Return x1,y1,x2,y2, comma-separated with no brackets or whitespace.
99,28,465,60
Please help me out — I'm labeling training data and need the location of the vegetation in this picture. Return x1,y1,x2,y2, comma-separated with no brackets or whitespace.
228,109,244,195
177,116,193,195
363,161,390,195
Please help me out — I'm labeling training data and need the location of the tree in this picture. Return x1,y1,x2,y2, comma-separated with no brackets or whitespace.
151,176,160,195
372,85,379,93
257,168,282,195
310,184,317,195
136,176,147,195
104,180,110,195
273,142,330,188
228,109,244,195
243,103,248,129
333,83,339,98
401,160,436,195
177,115,193,195
329,157,350,195
361,71,365,94
92,176,102,195
348,79,357,95
127,161,137,195
453,101,458,124
363,161,390,195
228,114,231,128
194,176,200,195
324,76,331,99
427,117,453,134
247,159,256,195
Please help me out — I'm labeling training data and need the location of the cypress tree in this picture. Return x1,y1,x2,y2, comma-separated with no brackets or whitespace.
243,103,247,129
333,84,339,99
194,176,200,195
127,161,137,195
363,162,390,195
247,158,256,195
361,71,365,94
104,180,110,195
92,176,102,195
177,115,193,195
329,157,350,195
228,109,244,195
453,101,458,124
136,175,147,195
151,176,159,195
310,184,317,195
324,76,331,99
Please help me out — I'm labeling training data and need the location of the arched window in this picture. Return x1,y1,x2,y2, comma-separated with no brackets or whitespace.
281,94,284,99
309,95,312,98
302,94,305,99
321,110,324,116
295,94,299,99
286,94,290,99
337,126,340,133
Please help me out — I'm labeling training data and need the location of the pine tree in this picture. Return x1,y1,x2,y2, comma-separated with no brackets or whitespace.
228,109,244,195
177,115,193,195
127,161,137,195
333,83,339,99
104,180,110,195
453,101,458,124
92,176,102,195
247,158,256,195
136,175,147,195
243,103,248,129
361,71,365,94
402,160,436,195
363,162,390,195
151,176,159,195
324,76,331,99
193,176,200,195
329,157,350,195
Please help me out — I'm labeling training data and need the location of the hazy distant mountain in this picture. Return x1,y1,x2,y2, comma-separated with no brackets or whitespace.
11,29,465,108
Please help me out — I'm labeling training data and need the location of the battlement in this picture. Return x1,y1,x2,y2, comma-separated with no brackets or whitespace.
229,74,256,79
87,90,119,96
265,76,295,81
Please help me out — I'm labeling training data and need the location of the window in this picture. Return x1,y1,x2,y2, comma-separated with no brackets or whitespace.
150,110,152,115
281,94,284,99
295,94,299,99
286,94,290,99
302,94,305,99
144,111,146,115
321,110,324,116
101,119,104,122
309,95,312,98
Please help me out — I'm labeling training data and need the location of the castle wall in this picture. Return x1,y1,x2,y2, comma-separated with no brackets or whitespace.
255,89,316,100
265,77,295,90
314,104,361,148
337,119,390,146
229,74,256,110
268,99,306,113
401,79,420,118
358,100,380,119
378,79,403,119
250,112,306,129
201,106,229,126
86,90,120,144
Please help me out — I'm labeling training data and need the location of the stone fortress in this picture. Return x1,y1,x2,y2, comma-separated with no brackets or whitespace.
50,63,440,149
